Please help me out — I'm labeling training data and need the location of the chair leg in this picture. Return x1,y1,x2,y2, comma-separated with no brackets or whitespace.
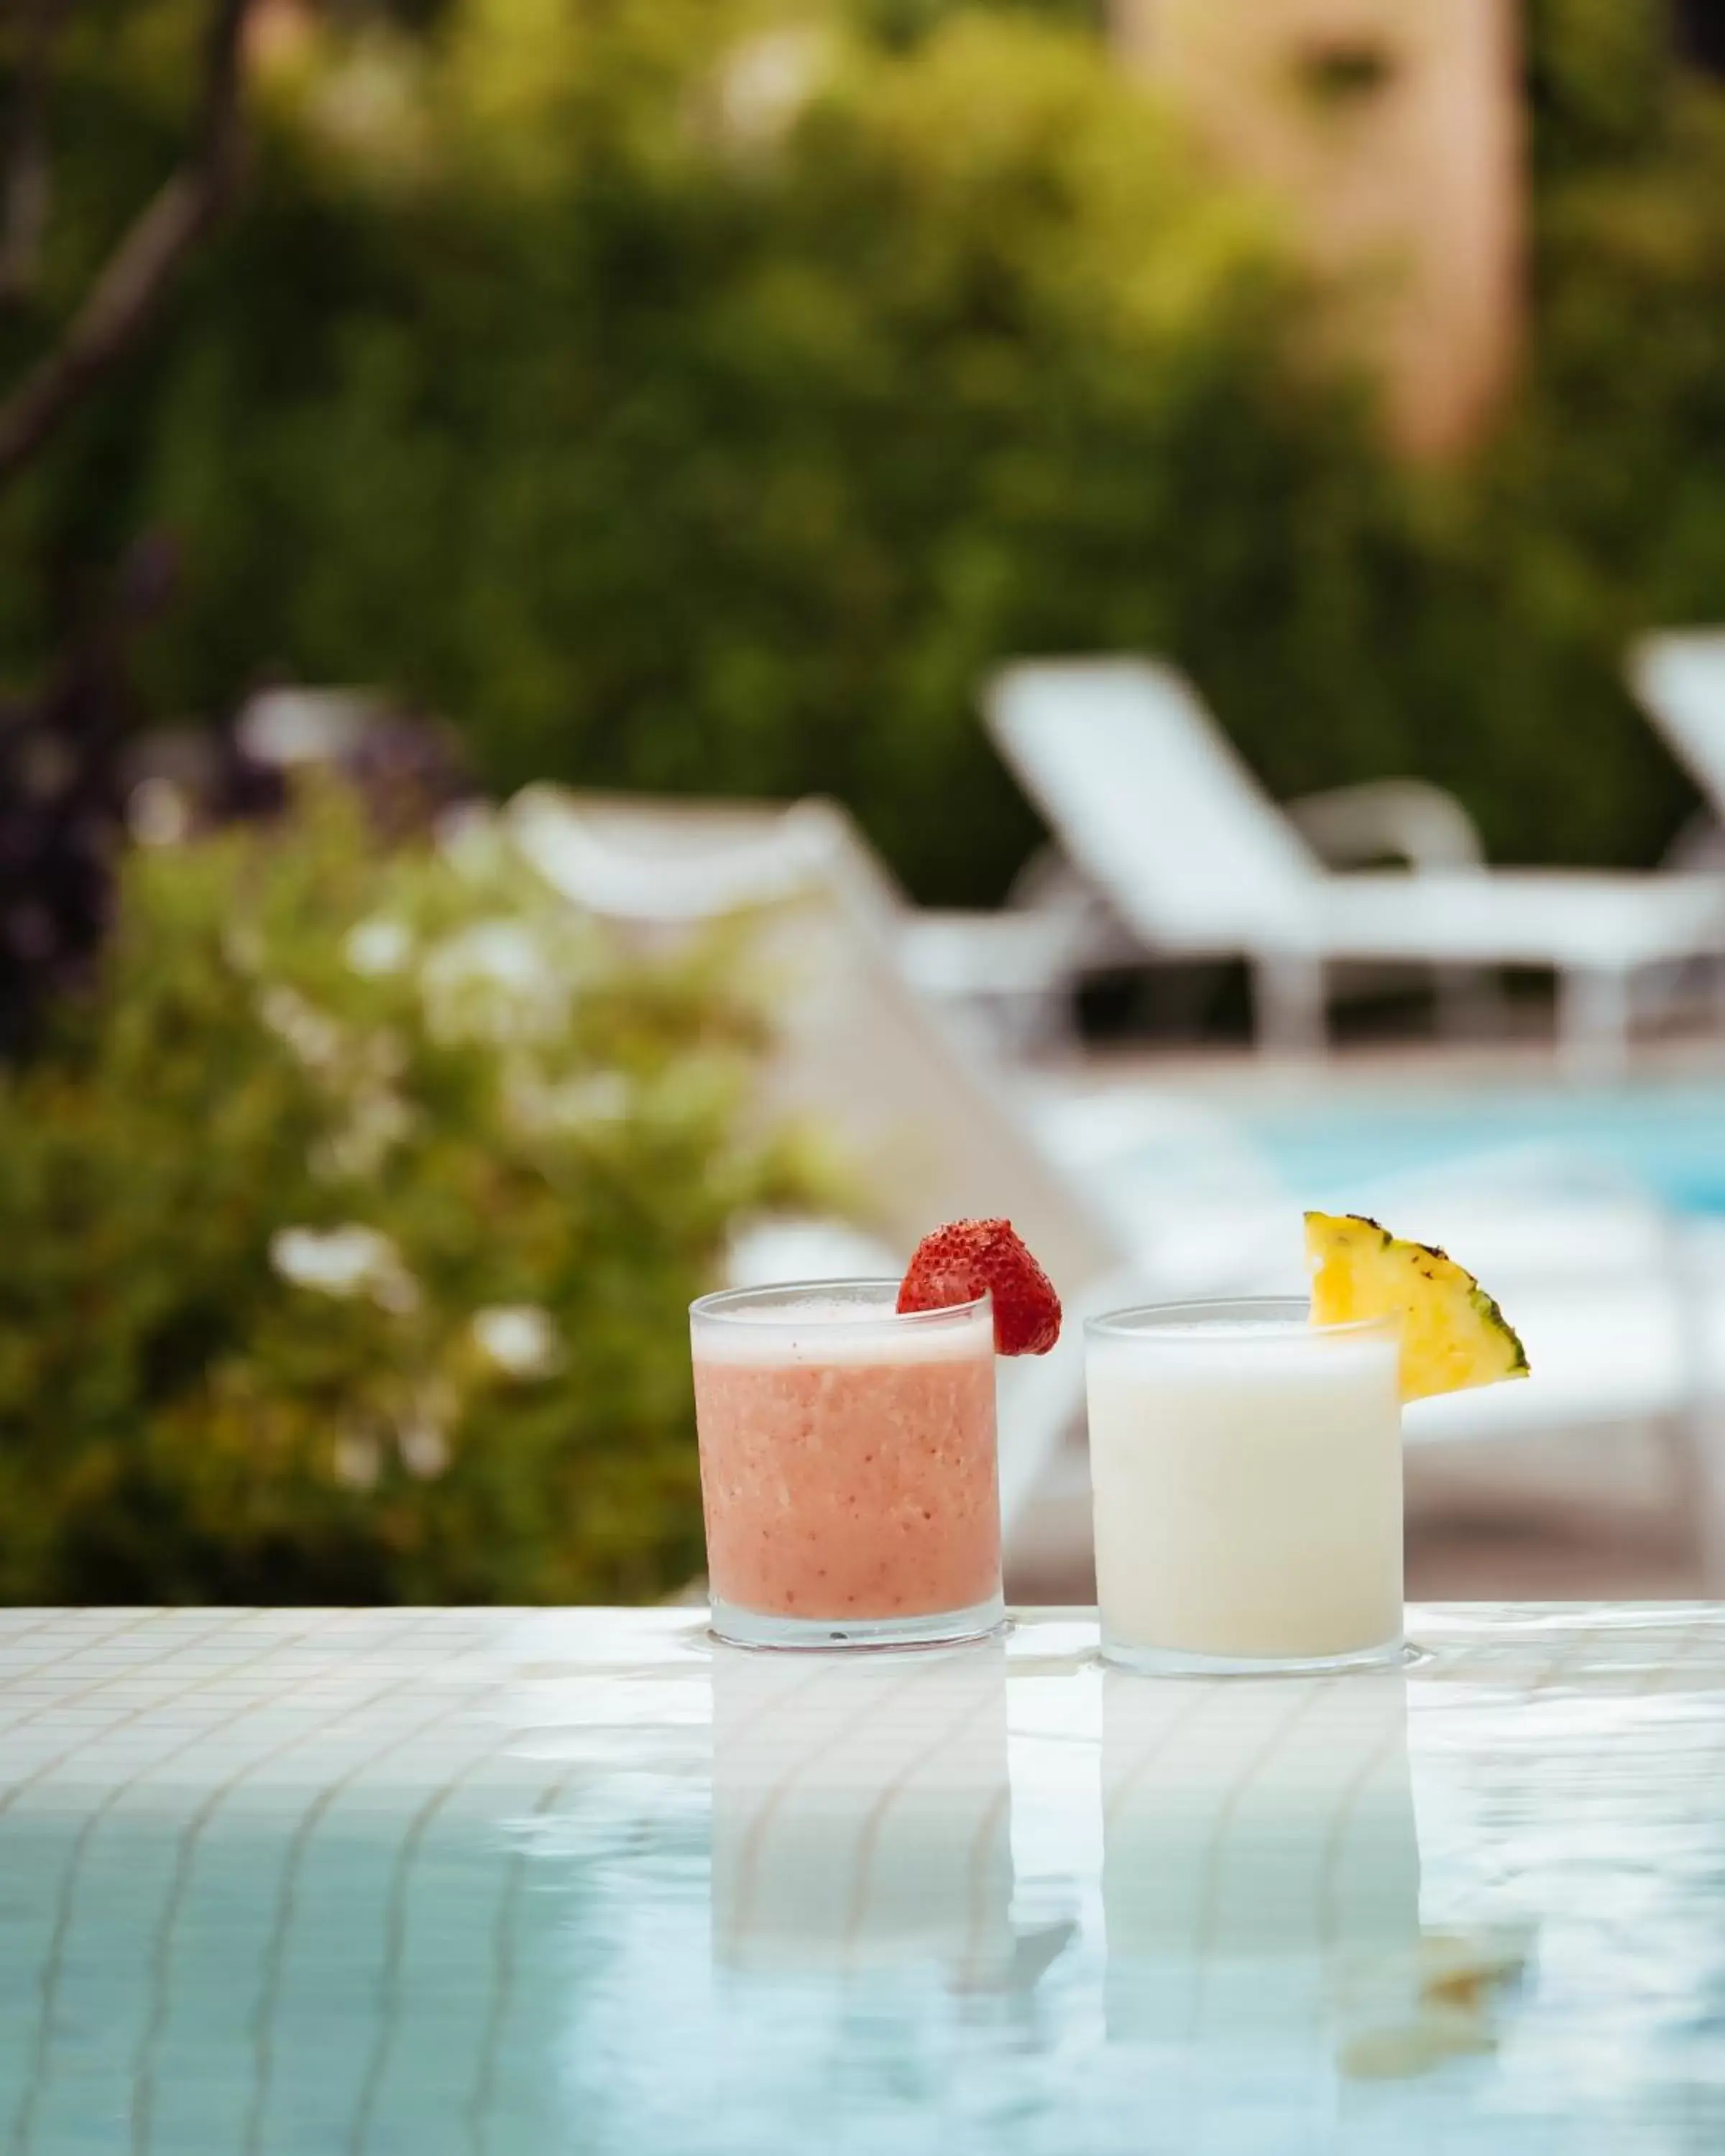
1558,963,1632,1082
1253,954,1326,1056
1668,1220,1725,1590
1667,1404,1725,1592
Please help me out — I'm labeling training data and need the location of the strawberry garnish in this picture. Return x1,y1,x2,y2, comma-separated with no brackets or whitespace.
897,1218,1062,1356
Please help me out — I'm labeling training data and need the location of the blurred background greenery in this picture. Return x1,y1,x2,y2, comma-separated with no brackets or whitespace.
8,0,1725,906
0,780,820,1603
3,0,1724,1601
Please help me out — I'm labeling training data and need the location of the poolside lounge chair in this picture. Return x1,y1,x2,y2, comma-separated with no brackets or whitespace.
1629,631,1725,857
506,786,1141,1531
507,786,1725,1580
502,785,1111,1055
985,658,1725,1075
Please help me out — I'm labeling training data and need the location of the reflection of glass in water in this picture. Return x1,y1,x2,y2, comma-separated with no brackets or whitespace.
710,1639,1013,1984
1102,1667,1422,2049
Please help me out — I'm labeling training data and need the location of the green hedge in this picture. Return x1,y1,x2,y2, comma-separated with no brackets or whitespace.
0,784,818,1604
4,0,1724,901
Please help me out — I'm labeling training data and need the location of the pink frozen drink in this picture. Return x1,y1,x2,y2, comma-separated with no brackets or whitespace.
691,1282,1001,1649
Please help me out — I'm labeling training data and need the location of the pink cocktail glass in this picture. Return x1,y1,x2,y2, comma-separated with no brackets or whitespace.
690,1279,1003,1649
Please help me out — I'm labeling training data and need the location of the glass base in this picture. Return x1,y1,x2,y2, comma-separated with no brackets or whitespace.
1102,1628,1404,1678
709,1590,1006,1653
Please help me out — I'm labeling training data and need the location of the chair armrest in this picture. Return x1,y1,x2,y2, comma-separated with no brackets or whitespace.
1287,779,1487,873
898,908,1089,998
1003,844,1139,968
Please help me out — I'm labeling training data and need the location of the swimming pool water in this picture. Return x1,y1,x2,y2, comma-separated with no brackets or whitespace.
1243,1082,1725,1216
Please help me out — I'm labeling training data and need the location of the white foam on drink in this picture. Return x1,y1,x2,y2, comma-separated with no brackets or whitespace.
692,1296,994,1367
1091,1328,1397,1380
1087,1322,1396,1390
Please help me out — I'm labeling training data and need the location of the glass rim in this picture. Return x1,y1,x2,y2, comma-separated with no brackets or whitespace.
1083,1294,1398,1344
690,1276,990,1329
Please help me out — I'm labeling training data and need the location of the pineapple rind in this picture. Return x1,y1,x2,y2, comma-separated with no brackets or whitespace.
1305,1210,1530,1401
1470,1284,1530,1376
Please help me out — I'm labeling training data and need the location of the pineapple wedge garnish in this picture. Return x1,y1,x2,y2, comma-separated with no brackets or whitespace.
1305,1212,1530,1403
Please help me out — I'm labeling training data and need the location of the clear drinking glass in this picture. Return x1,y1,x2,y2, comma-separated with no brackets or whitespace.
1085,1296,1404,1675
691,1279,1003,1649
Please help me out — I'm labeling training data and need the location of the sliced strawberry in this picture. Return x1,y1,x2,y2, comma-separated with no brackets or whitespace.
897,1217,1062,1356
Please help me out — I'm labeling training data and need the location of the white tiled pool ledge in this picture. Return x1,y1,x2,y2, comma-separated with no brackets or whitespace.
4,1605,1724,2153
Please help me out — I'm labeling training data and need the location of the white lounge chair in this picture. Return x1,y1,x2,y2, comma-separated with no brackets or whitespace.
507,785,1725,1580
986,658,1725,1075
1629,630,1725,860
500,785,1109,1056
506,786,1138,1531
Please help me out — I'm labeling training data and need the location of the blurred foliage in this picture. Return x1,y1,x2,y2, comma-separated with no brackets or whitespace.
0,783,819,1603
1524,0,1675,183
854,0,1101,47
1,0,1724,905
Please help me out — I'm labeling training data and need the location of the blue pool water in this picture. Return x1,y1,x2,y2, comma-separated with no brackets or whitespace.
1243,1082,1725,1216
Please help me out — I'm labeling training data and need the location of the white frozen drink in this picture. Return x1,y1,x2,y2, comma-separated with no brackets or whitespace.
1086,1299,1402,1672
